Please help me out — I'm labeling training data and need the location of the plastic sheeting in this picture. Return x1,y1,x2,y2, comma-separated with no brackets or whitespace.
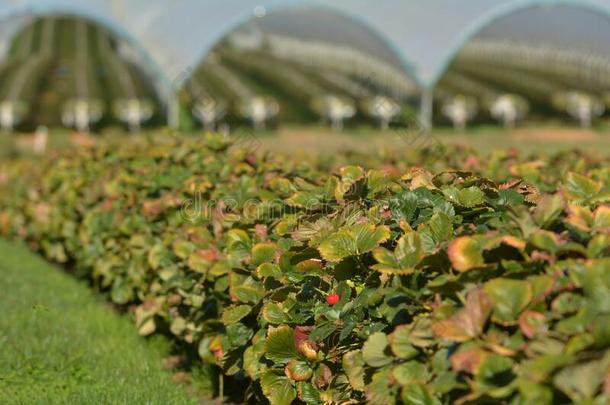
1,0,610,95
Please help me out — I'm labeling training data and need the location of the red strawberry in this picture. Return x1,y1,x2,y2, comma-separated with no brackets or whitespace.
326,294,340,305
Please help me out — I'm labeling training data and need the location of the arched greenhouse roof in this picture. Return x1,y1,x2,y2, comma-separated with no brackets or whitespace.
2,0,610,92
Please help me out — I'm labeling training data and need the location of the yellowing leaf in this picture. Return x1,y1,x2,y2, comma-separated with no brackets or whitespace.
533,194,565,228
529,230,562,254
593,205,610,232
260,372,297,405
251,242,277,266
563,172,601,201
447,236,484,272
432,287,492,342
284,359,312,381
343,350,365,391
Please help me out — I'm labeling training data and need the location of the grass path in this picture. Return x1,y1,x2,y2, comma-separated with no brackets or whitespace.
2,125,610,161
0,239,195,405
255,124,610,155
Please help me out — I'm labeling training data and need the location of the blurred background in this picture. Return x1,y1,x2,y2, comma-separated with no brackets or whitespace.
2,0,610,154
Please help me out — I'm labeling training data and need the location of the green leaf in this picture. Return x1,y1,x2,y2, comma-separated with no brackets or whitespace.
257,262,283,278
520,353,574,382
474,354,515,391
343,350,366,391
362,332,392,367
484,279,532,324
110,279,133,304
460,186,486,207
395,232,424,267
354,224,391,254
389,191,418,222
569,259,610,312
297,382,321,404
319,224,390,262
318,231,355,262
551,292,583,315
260,372,297,405
496,189,524,206
529,230,561,254
221,305,252,325
393,362,429,385
389,325,419,359
148,244,171,269
226,323,254,347
172,240,196,259
444,186,485,207
372,231,423,274
252,242,277,266
286,190,324,209
517,379,553,404
226,229,251,259
230,274,266,304
309,322,337,342
265,325,297,364
401,383,441,405
428,212,453,244
367,170,391,197
262,302,287,324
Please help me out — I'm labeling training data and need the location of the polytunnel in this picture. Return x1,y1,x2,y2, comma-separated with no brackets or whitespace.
2,0,610,128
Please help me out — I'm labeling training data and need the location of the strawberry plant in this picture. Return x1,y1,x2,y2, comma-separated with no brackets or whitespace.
0,134,608,404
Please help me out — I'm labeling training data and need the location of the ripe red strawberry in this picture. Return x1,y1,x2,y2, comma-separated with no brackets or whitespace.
326,294,340,305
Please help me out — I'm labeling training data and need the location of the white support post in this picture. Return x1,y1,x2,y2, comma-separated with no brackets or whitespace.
419,88,434,133
167,93,180,129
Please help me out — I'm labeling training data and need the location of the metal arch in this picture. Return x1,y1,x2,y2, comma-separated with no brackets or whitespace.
428,0,610,89
176,0,421,91
0,2,174,108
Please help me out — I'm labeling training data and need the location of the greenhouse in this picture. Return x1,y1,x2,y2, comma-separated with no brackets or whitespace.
1,0,610,129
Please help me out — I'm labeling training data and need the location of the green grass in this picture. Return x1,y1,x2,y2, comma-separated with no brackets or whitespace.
247,124,610,157
0,239,195,405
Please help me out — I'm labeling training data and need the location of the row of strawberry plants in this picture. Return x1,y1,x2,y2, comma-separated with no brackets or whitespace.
0,135,609,404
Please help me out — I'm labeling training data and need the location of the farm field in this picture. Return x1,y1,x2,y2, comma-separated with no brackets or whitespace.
0,130,608,404
2,3,610,405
